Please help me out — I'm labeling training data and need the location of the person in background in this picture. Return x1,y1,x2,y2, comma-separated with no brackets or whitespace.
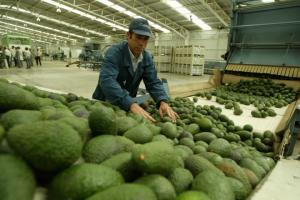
29,48,34,67
23,47,32,69
15,47,22,68
10,46,16,67
35,48,42,66
4,47,11,68
0,46,6,68
93,18,178,122
60,49,65,61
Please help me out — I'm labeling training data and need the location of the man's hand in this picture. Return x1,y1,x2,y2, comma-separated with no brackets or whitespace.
159,101,179,122
130,103,156,123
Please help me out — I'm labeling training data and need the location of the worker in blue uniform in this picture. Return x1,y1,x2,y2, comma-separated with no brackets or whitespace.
93,18,178,122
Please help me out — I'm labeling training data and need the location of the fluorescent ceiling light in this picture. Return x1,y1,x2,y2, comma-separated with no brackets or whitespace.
32,38,52,44
165,0,182,8
41,0,127,32
0,5,107,37
123,10,137,18
0,29,52,44
177,7,191,15
148,21,170,33
0,25,58,40
111,4,126,12
98,0,114,7
163,0,212,31
191,15,211,30
0,20,76,42
3,30,55,44
262,0,274,2
2,15,86,40
0,25,63,42
95,0,170,33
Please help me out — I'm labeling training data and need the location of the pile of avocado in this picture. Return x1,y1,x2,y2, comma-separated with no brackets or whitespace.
194,79,300,118
0,78,278,200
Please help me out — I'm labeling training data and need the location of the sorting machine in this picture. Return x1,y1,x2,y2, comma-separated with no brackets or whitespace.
221,1,300,199
66,43,103,70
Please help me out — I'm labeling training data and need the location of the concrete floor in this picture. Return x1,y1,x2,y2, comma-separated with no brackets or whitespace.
0,60,212,98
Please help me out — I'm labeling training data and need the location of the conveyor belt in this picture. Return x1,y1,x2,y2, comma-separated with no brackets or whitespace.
189,96,288,134
225,64,300,79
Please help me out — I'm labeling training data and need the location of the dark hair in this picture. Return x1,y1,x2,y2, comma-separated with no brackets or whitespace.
128,31,133,36
128,31,133,39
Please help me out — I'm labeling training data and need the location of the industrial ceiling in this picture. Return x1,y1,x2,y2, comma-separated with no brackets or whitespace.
0,0,233,44
0,0,287,45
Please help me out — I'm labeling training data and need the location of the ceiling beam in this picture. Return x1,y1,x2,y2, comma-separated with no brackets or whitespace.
66,0,128,28
199,0,230,27
0,25,59,44
0,20,75,42
113,0,189,38
0,5,109,39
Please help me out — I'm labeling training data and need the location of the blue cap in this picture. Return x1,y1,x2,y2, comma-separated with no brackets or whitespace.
129,18,152,37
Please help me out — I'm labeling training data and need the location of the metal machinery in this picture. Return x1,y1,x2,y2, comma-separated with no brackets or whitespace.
283,105,300,157
221,1,300,199
78,43,103,69
224,0,300,80
225,0,300,145
66,43,103,70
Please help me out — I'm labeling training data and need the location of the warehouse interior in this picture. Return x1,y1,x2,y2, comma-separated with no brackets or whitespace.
0,0,300,200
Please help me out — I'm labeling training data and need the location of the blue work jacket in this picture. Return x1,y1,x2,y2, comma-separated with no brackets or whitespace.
92,41,168,111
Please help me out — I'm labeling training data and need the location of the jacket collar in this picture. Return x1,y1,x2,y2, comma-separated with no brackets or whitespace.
128,46,143,65
121,42,133,76
123,42,145,77
123,42,132,67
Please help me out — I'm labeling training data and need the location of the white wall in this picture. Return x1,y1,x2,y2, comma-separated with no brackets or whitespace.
151,29,229,61
190,29,228,61
87,29,229,62
47,44,83,59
